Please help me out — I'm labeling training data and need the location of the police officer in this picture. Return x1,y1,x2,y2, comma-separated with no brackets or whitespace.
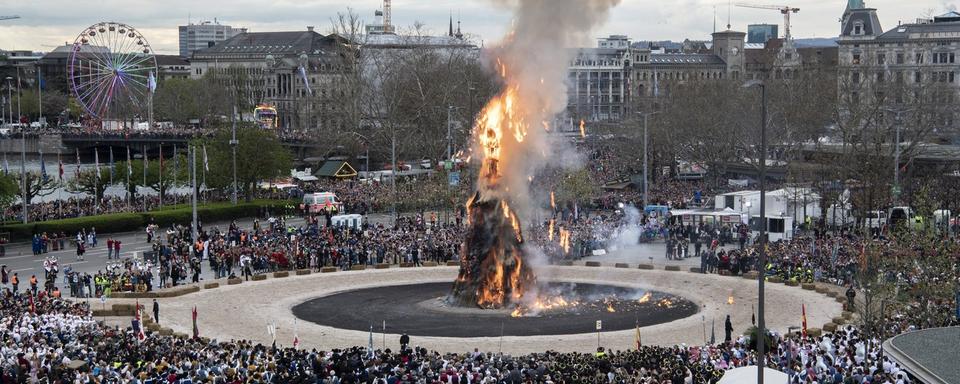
845,285,857,311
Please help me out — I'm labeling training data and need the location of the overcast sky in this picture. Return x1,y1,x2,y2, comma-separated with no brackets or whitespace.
1,0,957,55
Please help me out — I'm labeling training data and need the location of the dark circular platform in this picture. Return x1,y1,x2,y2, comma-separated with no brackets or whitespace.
292,282,698,337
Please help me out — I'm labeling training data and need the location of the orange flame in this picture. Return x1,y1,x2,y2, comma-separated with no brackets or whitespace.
548,219,555,241
559,228,571,254
727,295,735,305
579,119,586,138
550,191,556,209
638,292,652,304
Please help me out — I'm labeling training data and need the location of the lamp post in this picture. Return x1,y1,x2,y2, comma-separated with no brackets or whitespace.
230,106,238,205
743,79,767,384
349,131,371,177
636,111,659,207
883,108,911,204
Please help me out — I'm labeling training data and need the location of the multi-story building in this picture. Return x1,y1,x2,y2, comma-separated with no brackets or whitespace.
837,0,960,134
189,27,354,131
748,24,779,44
155,55,191,82
567,31,745,122
178,20,243,59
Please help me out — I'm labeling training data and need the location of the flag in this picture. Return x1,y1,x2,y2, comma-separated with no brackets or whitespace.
267,321,277,344
58,152,64,181
133,299,146,342
801,303,808,339
143,145,148,169
109,147,115,183
148,71,157,94
126,147,132,177
367,325,375,359
634,321,642,349
653,67,660,98
202,145,209,172
192,306,199,339
94,148,101,179
75,148,81,178
39,150,48,182
710,318,715,344
299,65,312,96
293,318,300,349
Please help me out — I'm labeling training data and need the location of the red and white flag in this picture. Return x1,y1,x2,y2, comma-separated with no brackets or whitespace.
133,299,146,342
801,303,808,339
58,152,64,181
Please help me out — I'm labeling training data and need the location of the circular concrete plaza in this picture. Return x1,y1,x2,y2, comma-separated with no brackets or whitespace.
112,266,843,354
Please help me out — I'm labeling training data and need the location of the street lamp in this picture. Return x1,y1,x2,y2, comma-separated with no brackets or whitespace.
883,107,912,204
230,106,238,205
636,111,659,208
743,78,767,384
349,131,371,177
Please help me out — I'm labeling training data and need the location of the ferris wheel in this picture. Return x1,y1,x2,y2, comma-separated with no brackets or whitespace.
68,22,157,120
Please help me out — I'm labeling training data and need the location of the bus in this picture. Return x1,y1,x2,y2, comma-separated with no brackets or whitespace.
254,104,278,129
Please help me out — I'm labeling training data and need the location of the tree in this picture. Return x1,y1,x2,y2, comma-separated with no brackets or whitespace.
17,89,69,124
114,153,189,199
67,168,110,201
16,172,57,204
204,125,292,202
0,173,18,208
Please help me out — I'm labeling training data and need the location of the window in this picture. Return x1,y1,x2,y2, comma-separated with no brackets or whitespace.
950,72,956,83
877,53,886,65
916,53,924,64
915,71,922,83
852,53,861,64
852,72,861,84
895,71,904,83
853,22,863,35
896,53,905,64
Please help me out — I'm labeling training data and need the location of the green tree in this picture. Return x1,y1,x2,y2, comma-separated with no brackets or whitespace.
0,173,18,208
554,168,599,207
15,172,57,204
204,125,292,202
114,154,189,199
67,168,110,201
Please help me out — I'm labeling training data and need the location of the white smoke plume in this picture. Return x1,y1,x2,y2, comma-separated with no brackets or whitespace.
474,0,622,217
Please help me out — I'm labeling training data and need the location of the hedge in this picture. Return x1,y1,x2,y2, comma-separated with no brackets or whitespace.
1,199,297,241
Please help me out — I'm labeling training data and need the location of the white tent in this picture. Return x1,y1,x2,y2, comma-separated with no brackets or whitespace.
718,366,788,384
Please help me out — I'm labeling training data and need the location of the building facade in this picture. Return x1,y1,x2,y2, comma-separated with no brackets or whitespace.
837,0,960,135
567,32,745,122
178,21,243,59
189,28,354,132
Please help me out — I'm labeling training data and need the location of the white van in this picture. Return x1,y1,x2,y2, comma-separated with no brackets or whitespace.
301,192,342,214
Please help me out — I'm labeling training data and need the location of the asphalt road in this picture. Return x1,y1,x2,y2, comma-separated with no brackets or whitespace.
0,217,303,281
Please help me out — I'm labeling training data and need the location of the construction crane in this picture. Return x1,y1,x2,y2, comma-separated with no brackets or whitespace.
734,3,799,41
0,15,21,21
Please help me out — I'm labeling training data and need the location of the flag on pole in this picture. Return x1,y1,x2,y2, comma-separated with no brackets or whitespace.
293,318,300,349
39,150,48,182
58,152,64,181
801,303,808,339
173,144,179,176
202,145,209,172
126,147,132,177
634,321,642,349
192,306,199,339
299,65,313,96
94,148,101,179
133,299,146,342
109,147,115,183
368,325,375,359
267,321,277,344
148,71,157,94
653,67,660,98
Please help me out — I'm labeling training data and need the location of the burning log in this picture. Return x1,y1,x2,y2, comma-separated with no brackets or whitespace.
449,191,536,308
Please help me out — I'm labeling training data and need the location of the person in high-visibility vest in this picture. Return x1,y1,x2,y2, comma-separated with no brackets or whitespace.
10,273,18,295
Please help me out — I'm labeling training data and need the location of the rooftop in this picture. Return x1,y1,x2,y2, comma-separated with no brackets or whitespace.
648,53,724,65
194,30,342,56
